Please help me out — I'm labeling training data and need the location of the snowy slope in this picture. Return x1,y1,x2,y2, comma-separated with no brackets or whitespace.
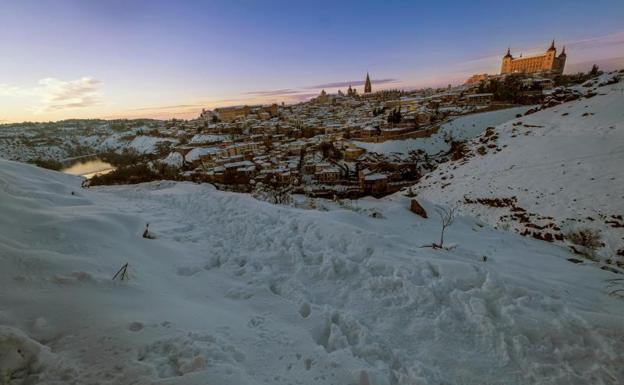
129,136,178,155
0,159,623,385
353,106,533,157
416,76,624,261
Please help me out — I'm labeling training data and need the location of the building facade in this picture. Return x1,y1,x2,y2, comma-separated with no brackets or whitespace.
501,41,566,75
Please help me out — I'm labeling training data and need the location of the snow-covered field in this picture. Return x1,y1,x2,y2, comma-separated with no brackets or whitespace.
416,75,624,260
353,106,533,157
1,159,623,385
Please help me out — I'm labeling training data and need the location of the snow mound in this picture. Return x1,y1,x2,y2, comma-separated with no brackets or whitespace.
161,152,184,168
1,158,623,384
0,326,52,383
185,146,220,162
128,136,178,154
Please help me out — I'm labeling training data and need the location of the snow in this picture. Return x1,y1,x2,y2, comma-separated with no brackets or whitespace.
189,134,228,144
184,146,221,162
466,93,494,98
416,77,624,259
129,136,178,155
0,326,53,383
161,152,184,168
0,158,623,384
353,106,533,157
364,173,387,181
100,133,127,151
224,160,255,169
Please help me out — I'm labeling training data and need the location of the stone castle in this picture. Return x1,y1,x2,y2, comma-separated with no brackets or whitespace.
501,40,566,75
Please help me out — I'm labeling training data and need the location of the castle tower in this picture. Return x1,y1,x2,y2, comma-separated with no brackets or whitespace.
501,48,513,74
364,73,372,93
554,46,567,74
544,40,557,70
548,40,556,51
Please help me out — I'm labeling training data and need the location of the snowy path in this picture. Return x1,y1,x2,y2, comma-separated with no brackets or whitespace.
1,160,623,385
93,181,623,384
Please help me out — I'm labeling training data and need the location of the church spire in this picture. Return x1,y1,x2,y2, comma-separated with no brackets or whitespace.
364,72,372,94
560,46,566,56
504,47,512,58
548,39,556,51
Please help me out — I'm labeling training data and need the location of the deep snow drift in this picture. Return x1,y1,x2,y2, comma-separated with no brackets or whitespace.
416,74,624,261
0,159,623,385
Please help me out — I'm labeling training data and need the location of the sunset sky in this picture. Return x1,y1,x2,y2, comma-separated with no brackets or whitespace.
1,0,623,123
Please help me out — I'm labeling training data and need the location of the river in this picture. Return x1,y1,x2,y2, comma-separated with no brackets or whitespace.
61,158,116,179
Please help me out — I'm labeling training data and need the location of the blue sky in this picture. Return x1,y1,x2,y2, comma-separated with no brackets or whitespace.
1,0,623,122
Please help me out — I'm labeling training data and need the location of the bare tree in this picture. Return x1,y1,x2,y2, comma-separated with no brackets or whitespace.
434,205,457,249
113,263,129,280
253,176,292,205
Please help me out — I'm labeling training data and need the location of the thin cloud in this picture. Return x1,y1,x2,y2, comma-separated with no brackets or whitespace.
0,77,103,113
244,89,302,96
128,103,205,112
36,77,102,112
284,92,320,103
245,79,400,100
566,55,624,73
564,31,624,49
306,78,398,89
0,84,25,96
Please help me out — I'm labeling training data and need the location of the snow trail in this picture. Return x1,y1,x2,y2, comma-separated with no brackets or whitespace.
0,152,623,384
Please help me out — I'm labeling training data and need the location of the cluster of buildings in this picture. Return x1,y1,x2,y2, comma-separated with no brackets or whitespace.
1,39,579,200
149,41,570,198
157,72,516,198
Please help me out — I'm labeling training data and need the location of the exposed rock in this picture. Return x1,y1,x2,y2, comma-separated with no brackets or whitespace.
410,199,427,218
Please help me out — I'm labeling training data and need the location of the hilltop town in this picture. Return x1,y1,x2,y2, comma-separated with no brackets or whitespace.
1,42,603,203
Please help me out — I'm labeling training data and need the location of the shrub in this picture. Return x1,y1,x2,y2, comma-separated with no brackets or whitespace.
32,158,63,171
99,149,143,167
449,140,468,161
88,164,160,186
566,228,602,258
253,176,292,205
386,108,402,124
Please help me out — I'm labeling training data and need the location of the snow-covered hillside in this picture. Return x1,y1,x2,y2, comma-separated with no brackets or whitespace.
1,159,623,385
353,106,533,158
416,73,624,262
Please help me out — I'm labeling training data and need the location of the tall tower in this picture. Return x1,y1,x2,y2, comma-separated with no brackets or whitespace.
501,48,513,74
544,40,557,71
554,46,567,74
364,72,372,93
